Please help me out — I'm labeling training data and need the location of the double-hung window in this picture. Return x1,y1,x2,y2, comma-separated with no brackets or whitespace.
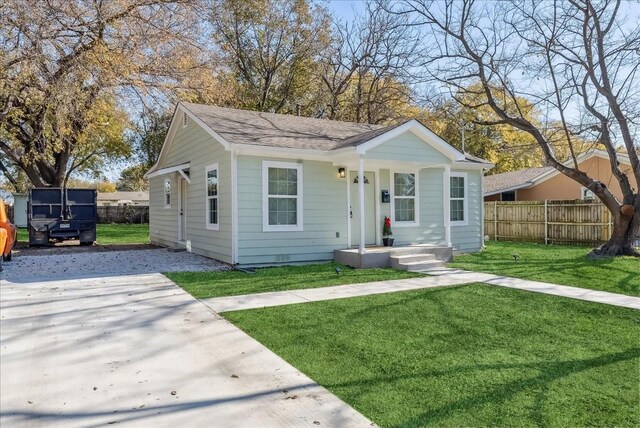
450,172,468,225
393,172,417,224
206,164,219,230
263,161,303,231
164,178,171,208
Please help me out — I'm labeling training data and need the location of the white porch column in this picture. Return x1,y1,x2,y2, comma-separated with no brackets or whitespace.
358,156,366,254
443,165,452,247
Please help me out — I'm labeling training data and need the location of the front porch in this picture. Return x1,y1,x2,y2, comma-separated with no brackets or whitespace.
334,244,453,270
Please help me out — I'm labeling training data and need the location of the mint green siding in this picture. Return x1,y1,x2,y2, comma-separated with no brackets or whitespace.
378,168,447,246
450,169,483,252
149,119,232,264
367,131,450,164
237,157,348,264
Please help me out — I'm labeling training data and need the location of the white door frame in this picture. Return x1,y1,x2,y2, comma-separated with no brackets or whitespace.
177,177,188,243
347,168,377,250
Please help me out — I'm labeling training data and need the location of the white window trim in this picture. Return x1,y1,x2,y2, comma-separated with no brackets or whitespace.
390,170,419,227
164,178,171,209
450,171,468,226
580,187,595,200
262,161,303,232
205,163,219,231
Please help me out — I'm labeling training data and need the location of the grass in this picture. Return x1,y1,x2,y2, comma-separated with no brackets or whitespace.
448,241,640,296
166,263,423,299
225,284,640,427
16,224,149,245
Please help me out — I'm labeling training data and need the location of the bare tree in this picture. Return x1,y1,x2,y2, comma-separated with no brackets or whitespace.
0,0,209,187
318,3,420,124
389,0,640,256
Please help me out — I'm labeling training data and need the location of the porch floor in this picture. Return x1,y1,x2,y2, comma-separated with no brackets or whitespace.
334,244,453,269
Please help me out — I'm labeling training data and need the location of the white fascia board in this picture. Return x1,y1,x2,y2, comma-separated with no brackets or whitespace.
484,182,532,196
452,161,494,170
530,150,632,187
145,104,182,177
146,162,191,179
354,120,466,161
180,103,232,151
145,103,232,178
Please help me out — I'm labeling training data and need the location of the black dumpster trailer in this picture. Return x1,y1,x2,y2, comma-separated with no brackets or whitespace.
28,188,97,246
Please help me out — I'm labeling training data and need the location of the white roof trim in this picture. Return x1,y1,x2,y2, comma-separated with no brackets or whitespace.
146,162,190,179
146,103,232,176
532,149,632,187
354,120,466,161
485,182,533,196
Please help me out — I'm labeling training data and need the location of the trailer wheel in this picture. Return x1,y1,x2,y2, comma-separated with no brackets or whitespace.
3,250,11,262
80,241,94,246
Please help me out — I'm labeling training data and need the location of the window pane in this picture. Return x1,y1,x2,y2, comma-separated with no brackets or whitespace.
268,197,297,225
394,173,415,196
394,198,415,222
451,199,464,221
269,167,297,196
207,170,218,196
209,198,217,224
451,177,464,198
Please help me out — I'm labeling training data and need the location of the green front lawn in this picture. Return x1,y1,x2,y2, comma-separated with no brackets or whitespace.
448,241,639,296
167,263,422,299
225,284,640,427
16,224,149,245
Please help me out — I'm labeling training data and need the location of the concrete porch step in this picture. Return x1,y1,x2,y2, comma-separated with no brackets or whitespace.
397,260,445,271
389,253,436,269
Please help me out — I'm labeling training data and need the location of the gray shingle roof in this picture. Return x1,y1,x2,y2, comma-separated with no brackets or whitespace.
182,102,384,151
180,103,491,166
484,166,554,194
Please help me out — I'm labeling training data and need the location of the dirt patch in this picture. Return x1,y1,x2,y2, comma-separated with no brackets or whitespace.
13,241,160,257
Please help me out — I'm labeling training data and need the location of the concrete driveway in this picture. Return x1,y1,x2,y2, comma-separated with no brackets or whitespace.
0,250,372,427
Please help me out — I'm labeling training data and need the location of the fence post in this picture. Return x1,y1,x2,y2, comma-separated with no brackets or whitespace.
494,200,498,241
544,199,548,245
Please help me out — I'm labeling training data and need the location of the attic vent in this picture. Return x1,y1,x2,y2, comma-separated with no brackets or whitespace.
183,112,188,128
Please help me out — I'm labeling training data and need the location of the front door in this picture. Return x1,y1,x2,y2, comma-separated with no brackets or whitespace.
178,178,187,242
350,171,376,246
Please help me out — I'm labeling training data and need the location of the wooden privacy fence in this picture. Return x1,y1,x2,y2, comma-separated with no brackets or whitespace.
97,205,149,224
6,205,149,224
484,200,612,246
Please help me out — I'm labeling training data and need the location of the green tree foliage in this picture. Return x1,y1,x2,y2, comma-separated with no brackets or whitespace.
0,0,209,187
209,0,331,114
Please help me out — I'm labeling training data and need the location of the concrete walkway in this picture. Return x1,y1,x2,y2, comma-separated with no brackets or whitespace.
0,273,373,427
202,269,640,313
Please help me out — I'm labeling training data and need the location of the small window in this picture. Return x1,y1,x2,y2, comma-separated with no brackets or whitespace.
393,173,417,223
501,191,516,201
450,173,468,225
206,164,219,230
581,187,595,200
262,161,303,231
164,178,171,208
183,112,188,128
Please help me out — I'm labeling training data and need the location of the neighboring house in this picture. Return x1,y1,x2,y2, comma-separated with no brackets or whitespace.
97,191,149,206
146,102,492,266
484,150,637,202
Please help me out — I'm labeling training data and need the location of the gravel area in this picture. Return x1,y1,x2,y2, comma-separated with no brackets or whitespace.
1,248,229,283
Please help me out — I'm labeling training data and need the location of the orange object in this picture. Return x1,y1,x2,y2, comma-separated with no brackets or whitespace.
0,200,17,258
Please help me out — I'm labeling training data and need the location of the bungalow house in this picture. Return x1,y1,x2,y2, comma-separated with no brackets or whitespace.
484,150,637,202
146,102,492,267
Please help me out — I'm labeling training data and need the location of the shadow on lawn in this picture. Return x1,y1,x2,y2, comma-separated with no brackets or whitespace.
326,348,640,427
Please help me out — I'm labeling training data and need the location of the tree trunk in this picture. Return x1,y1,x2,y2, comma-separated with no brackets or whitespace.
590,204,640,257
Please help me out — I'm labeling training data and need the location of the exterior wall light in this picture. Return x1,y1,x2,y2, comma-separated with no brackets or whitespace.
338,167,346,179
